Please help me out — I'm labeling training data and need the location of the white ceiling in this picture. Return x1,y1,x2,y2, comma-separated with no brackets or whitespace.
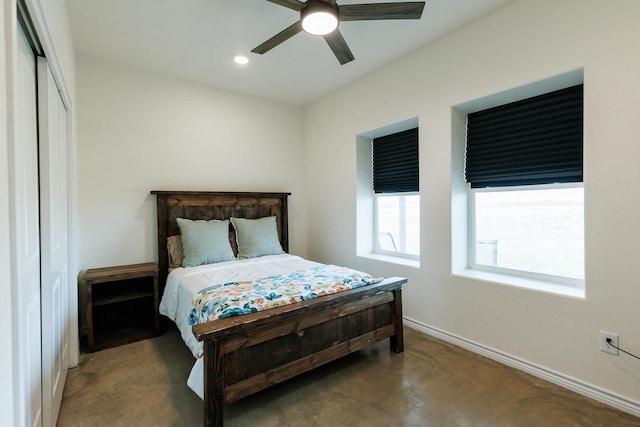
65,0,514,105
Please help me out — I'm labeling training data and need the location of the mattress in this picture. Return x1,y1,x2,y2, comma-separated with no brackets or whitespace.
159,253,321,359
160,253,391,399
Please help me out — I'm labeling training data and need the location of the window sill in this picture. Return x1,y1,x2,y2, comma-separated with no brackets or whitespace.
358,253,420,269
453,268,585,299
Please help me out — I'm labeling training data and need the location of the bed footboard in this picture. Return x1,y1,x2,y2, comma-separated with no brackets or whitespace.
192,277,406,427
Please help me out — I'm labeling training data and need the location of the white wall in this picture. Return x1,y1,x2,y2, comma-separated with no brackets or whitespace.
76,57,307,271
305,0,640,412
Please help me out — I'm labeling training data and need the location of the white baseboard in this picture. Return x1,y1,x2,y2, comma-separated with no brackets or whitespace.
403,317,640,418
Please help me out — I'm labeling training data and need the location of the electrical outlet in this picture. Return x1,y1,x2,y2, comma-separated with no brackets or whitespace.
600,331,619,355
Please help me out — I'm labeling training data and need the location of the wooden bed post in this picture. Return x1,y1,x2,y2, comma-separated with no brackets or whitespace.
203,340,224,427
390,288,404,353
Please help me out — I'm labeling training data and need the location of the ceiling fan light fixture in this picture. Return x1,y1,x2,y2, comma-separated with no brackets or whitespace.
301,1,339,36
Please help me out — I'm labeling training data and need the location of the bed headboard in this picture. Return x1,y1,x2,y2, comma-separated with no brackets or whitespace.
151,191,291,292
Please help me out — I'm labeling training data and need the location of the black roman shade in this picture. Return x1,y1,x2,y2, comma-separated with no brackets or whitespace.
465,84,583,188
373,127,419,194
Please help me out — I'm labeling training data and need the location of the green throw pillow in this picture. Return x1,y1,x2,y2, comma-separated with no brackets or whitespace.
176,218,235,267
230,216,284,259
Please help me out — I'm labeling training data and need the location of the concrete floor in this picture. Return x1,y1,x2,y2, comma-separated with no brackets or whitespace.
57,327,640,426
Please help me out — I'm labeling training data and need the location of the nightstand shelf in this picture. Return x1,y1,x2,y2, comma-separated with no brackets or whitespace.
92,288,154,306
84,262,160,352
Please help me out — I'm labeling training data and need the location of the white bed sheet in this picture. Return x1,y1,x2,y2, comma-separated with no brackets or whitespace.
159,254,321,399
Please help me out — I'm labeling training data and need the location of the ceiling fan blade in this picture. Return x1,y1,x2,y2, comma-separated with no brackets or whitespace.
324,30,354,65
339,2,425,21
252,21,303,54
266,0,305,12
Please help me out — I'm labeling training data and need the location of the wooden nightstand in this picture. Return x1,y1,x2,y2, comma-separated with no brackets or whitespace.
84,262,160,352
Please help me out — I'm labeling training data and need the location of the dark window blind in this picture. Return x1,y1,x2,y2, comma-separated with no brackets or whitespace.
373,127,419,193
465,84,583,188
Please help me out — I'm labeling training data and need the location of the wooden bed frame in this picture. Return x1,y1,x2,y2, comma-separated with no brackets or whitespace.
151,191,406,427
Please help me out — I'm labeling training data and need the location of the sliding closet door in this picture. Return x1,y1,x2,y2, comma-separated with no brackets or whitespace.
38,57,70,426
15,26,43,427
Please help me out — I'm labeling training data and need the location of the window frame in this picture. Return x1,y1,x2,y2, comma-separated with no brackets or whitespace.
369,125,420,261
468,182,584,287
373,191,420,260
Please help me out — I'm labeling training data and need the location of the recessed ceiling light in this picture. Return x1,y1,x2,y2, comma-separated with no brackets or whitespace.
234,55,249,65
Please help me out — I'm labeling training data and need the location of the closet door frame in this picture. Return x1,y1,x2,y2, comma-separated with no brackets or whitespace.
4,1,78,425
20,0,79,370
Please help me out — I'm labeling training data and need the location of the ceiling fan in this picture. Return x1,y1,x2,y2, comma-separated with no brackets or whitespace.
252,0,426,65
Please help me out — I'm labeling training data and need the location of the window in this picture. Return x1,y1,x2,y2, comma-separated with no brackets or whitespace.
376,193,420,256
372,128,419,258
465,85,584,284
471,185,584,280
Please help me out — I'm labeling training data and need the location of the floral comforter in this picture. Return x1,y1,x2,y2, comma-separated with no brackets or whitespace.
188,264,381,326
